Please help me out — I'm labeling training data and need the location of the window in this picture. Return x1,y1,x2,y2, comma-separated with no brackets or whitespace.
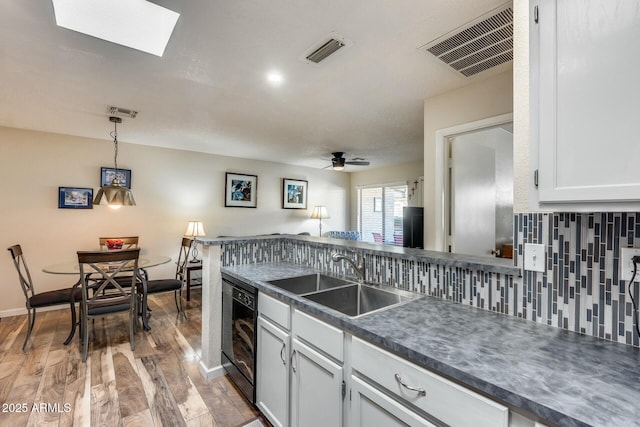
357,183,408,245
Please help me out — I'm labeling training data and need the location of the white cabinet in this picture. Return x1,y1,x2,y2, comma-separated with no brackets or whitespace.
256,293,291,427
290,338,344,427
351,337,508,427
256,294,344,427
350,376,435,427
256,316,290,427
533,0,640,204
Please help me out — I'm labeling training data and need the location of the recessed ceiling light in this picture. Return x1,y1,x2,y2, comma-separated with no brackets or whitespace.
266,71,284,85
52,0,180,57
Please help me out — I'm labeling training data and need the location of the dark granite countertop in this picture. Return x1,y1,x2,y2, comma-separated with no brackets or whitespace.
222,262,640,427
199,234,520,276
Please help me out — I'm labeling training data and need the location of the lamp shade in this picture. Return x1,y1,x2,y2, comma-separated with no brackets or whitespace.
93,184,136,207
185,221,206,237
310,206,330,219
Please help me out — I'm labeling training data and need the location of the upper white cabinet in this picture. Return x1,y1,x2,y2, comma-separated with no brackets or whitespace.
533,0,640,204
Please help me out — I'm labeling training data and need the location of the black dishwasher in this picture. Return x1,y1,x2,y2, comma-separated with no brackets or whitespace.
221,274,257,403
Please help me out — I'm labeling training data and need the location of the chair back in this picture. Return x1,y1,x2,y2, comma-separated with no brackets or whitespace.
78,248,140,308
176,237,193,281
99,236,139,251
7,244,36,304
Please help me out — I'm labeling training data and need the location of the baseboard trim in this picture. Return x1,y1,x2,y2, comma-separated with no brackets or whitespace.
0,303,71,319
199,361,225,380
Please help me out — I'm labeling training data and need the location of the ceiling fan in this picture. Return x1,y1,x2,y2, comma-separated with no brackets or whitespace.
327,152,370,170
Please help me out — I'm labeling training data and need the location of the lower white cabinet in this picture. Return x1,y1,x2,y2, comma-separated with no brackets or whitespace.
290,338,344,427
256,292,548,427
350,375,435,427
256,316,290,427
351,337,509,427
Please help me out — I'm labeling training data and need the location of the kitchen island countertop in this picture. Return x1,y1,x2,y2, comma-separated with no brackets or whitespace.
223,261,640,427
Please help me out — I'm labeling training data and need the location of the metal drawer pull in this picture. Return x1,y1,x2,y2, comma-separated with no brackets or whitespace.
290,350,297,373
280,342,287,365
394,373,426,397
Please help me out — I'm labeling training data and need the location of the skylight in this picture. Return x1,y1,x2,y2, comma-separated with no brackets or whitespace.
52,0,180,57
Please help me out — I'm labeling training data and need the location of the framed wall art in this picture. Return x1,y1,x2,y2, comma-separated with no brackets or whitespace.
58,187,93,209
225,172,258,208
282,178,308,209
101,167,132,188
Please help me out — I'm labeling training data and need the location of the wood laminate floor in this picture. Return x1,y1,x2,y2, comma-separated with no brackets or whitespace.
0,289,269,427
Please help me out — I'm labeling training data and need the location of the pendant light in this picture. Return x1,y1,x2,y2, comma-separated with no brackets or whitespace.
93,116,136,208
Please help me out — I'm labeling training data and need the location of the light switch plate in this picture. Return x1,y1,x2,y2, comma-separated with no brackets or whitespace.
524,243,545,272
620,248,640,281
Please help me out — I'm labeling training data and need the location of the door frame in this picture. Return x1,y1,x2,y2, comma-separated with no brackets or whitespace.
434,113,513,252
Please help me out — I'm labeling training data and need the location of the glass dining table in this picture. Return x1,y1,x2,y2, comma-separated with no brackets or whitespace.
43,255,171,345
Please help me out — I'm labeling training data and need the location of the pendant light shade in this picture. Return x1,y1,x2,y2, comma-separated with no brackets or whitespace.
94,116,136,208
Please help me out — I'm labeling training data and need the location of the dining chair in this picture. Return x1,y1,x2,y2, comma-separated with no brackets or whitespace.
142,237,193,316
98,236,141,287
7,244,81,351
77,248,140,362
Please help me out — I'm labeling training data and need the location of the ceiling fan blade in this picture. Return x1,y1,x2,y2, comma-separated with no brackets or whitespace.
345,161,370,166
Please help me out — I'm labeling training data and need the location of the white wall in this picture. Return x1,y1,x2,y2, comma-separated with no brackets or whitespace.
349,161,424,228
423,70,513,250
0,126,349,314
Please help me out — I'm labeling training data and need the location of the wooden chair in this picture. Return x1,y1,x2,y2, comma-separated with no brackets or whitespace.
7,244,82,352
77,248,140,362
143,237,193,316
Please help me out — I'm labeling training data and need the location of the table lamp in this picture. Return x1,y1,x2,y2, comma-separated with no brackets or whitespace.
310,206,330,237
184,221,206,263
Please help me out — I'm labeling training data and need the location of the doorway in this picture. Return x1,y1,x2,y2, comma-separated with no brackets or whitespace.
435,113,513,257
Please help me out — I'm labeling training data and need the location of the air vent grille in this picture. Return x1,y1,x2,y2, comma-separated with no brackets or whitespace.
306,38,345,63
109,106,138,118
419,5,513,77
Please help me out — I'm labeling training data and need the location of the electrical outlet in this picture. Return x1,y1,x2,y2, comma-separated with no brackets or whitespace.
620,248,640,281
524,243,545,272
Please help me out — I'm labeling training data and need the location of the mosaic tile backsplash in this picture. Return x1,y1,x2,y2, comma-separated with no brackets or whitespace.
219,213,640,349
515,212,640,347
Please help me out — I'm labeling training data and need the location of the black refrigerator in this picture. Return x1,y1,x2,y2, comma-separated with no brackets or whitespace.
402,206,424,249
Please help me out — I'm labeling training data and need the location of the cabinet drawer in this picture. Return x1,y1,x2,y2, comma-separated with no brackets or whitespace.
352,338,508,427
259,292,291,330
293,310,343,362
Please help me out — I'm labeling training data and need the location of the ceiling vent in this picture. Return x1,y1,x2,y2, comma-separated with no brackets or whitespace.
305,38,345,63
419,4,513,77
109,106,138,118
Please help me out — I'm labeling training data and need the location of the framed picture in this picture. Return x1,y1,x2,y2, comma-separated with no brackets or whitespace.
225,172,258,208
282,178,308,209
58,187,93,209
101,167,132,189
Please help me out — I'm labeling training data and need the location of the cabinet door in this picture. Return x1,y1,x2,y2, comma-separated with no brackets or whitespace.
350,376,435,427
290,339,343,427
536,0,640,203
256,317,290,427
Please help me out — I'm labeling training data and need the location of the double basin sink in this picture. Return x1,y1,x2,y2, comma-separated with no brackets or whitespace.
266,273,422,318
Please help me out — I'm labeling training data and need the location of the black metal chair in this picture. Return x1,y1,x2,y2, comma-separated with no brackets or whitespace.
7,244,81,352
143,237,192,316
77,248,140,362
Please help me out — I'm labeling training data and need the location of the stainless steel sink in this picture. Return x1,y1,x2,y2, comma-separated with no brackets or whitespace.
303,283,421,318
267,273,352,295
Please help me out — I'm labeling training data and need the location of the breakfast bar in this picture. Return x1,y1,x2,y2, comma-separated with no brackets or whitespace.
196,234,640,426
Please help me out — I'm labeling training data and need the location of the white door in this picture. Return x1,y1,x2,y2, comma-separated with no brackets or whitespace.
290,339,343,427
256,317,290,427
448,126,513,257
350,376,436,427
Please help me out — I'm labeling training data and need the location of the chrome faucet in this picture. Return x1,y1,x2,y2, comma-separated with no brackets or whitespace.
331,253,365,283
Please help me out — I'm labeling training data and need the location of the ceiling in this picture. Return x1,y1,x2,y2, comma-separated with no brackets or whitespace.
0,0,512,171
